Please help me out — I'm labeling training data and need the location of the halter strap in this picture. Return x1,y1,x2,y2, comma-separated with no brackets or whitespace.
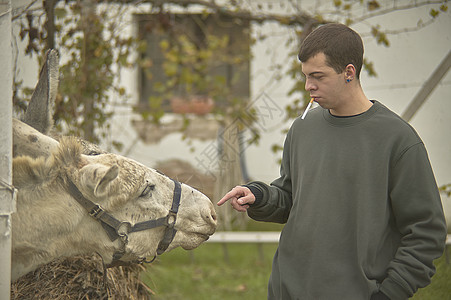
156,179,181,255
67,177,182,261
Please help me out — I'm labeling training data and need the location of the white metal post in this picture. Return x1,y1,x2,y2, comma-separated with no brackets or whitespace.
0,0,14,298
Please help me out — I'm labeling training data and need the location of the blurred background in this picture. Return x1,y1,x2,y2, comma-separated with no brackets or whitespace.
9,0,451,298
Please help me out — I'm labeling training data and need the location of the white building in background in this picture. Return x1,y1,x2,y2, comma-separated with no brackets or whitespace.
13,1,451,190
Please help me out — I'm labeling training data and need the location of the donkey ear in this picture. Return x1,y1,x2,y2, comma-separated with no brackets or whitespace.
95,165,119,197
78,164,119,198
23,49,59,134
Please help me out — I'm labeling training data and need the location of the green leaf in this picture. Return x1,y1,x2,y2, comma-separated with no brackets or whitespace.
363,58,377,77
367,0,380,11
430,8,439,18
54,8,67,19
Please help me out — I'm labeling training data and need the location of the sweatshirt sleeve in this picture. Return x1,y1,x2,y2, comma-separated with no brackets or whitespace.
245,127,294,224
381,143,447,299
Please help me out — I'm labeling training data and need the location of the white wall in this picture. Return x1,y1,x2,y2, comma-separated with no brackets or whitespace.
360,7,451,188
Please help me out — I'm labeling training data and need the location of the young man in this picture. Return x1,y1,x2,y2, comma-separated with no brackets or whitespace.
217,23,447,300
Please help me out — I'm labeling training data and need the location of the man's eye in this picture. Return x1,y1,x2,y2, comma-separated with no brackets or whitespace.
140,184,155,197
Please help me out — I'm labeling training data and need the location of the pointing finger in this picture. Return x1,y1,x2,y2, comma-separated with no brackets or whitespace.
217,190,238,206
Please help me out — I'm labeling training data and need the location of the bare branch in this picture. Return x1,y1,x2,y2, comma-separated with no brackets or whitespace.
102,0,324,27
352,0,446,23
360,18,436,38
12,0,41,21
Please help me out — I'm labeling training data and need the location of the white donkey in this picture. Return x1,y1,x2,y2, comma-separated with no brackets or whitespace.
12,50,217,281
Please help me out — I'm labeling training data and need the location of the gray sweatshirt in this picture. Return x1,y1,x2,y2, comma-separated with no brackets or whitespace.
246,101,447,300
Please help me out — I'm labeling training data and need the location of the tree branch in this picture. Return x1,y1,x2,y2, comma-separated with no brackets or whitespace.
352,0,446,23
102,0,324,27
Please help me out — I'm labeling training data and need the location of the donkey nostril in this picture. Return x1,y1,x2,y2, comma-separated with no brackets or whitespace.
209,209,217,222
204,209,217,224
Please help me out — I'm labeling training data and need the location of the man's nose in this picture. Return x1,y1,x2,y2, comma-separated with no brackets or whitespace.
305,78,316,91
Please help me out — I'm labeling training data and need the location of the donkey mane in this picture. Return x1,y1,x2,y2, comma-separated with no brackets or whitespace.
13,137,85,190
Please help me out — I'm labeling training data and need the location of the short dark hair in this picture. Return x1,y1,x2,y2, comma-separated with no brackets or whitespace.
298,23,364,79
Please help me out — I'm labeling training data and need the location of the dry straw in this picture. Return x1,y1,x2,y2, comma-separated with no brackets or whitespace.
11,255,153,299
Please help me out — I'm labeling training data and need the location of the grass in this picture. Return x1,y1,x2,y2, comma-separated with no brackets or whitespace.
141,242,451,300
412,250,451,300
141,243,277,299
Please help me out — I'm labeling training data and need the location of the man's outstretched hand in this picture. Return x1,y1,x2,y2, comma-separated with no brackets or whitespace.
217,186,256,212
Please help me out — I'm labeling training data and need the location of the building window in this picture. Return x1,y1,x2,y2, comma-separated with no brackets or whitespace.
135,13,250,115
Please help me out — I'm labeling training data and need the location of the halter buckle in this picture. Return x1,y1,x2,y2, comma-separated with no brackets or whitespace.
89,204,104,219
166,211,177,228
117,222,132,244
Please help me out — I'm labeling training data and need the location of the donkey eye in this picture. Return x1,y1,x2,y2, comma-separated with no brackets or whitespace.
140,184,155,197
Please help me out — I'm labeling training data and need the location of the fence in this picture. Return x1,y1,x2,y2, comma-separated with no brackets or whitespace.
206,232,451,263
206,231,280,262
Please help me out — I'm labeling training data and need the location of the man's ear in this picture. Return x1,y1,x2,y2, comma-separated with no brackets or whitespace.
344,64,356,81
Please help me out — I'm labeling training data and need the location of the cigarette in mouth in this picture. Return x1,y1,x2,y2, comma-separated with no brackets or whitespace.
301,98,314,120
